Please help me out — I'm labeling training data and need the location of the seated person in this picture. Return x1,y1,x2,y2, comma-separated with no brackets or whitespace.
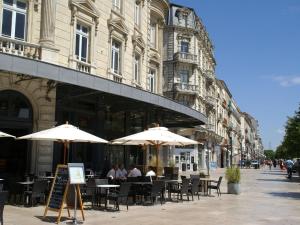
127,164,142,177
116,164,127,179
106,165,116,179
146,166,156,182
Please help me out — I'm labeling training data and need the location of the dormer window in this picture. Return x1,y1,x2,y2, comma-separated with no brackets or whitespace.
1,0,27,40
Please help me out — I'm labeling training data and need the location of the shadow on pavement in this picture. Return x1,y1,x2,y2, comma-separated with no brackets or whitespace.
35,215,70,223
260,172,286,176
268,192,300,200
257,177,300,183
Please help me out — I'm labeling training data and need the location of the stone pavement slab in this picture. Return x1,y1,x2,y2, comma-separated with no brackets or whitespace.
4,168,300,225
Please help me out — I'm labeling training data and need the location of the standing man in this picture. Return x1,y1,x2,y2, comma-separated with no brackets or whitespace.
285,159,294,179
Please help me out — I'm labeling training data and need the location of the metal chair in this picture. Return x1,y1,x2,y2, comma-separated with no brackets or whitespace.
189,178,200,200
208,176,223,196
24,180,48,206
105,183,131,211
0,191,8,225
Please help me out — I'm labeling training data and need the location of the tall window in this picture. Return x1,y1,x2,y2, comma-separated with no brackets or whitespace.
112,0,121,12
148,69,156,93
111,40,121,74
150,23,156,49
134,53,140,83
181,41,189,53
75,24,89,62
134,1,140,26
180,70,189,84
1,0,27,40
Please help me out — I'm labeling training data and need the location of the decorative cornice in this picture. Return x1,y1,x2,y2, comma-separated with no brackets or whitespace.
107,16,129,45
69,0,100,32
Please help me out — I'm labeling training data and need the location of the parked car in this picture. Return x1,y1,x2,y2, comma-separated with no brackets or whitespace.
251,160,259,169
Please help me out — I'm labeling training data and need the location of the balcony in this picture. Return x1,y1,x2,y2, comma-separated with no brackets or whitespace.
205,95,216,107
173,52,198,65
0,36,40,59
75,60,91,73
168,82,199,95
203,69,215,84
206,123,215,132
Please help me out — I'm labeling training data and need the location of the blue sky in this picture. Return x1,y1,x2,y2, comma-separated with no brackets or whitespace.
172,0,300,150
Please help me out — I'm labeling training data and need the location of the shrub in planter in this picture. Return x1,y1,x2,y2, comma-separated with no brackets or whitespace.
225,167,241,194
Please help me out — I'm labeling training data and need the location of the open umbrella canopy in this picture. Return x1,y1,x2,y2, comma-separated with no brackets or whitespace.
17,123,108,164
0,131,16,139
111,126,198,146
17,123,108,143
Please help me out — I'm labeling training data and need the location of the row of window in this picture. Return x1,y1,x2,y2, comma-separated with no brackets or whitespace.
1,0,158,93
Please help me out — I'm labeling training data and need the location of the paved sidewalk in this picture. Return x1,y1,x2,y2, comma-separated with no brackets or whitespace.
4,168,300,225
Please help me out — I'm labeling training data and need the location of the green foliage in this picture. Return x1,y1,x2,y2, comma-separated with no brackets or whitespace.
225,167,241,183
276,103,300,158
264,150,275,160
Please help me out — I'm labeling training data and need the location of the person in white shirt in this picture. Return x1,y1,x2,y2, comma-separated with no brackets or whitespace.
128,165,142,177
117,164,127,179
146,166,156,182
106,165,116,179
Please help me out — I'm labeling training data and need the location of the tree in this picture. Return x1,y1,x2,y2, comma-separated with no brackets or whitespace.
275,144,288,159
264,150,275,160
279,103,300,158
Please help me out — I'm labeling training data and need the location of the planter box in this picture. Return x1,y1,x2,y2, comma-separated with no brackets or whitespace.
227,183,240,194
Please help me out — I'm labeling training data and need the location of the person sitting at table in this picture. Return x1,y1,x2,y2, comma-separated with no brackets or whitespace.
116,164,127,179
146,166,156,182
127,164,142,177
106,165,116,179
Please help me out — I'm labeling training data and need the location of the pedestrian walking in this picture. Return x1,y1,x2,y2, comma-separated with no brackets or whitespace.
268,160,272,170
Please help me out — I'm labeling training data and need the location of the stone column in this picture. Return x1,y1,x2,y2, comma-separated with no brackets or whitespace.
40,0,59,63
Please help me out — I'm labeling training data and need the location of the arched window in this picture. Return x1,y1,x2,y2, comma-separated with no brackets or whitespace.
0,90,33,122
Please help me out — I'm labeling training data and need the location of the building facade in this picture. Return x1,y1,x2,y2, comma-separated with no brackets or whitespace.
0,0,208,177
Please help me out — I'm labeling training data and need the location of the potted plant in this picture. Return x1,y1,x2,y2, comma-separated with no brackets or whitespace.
225,167,241,194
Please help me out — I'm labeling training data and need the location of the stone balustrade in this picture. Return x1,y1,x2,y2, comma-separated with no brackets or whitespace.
0,36,41,59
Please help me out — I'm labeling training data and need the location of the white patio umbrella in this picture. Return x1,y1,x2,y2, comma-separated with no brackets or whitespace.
17,122,108,164
111,126,198,173
0,131,16,138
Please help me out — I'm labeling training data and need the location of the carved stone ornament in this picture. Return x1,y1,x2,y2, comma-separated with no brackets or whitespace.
149,51,161,65
69,0,100,31
107,16,129,46
132,32,145,55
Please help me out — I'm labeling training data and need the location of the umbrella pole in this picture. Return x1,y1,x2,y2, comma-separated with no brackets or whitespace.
156,144,159,175
63,141,67,165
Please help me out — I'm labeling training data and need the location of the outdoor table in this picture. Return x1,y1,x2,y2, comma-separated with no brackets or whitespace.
96,184,120,209
17,181,34,205
199,178,213,196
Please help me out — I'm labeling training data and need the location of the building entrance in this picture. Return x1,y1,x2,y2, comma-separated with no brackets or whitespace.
0,90,33,178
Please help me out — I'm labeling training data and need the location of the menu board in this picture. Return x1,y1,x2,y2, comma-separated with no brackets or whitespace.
47,165,69,210
68,163,85,184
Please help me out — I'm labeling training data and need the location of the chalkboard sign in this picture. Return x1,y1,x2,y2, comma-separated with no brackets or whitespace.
49,165,69,209
43,164,85,224
44,165,70,223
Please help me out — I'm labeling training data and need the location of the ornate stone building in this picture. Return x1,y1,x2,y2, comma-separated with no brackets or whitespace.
163,3,220,172
0,0,207,176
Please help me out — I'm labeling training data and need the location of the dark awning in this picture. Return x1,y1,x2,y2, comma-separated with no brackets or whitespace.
0,53,207,127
